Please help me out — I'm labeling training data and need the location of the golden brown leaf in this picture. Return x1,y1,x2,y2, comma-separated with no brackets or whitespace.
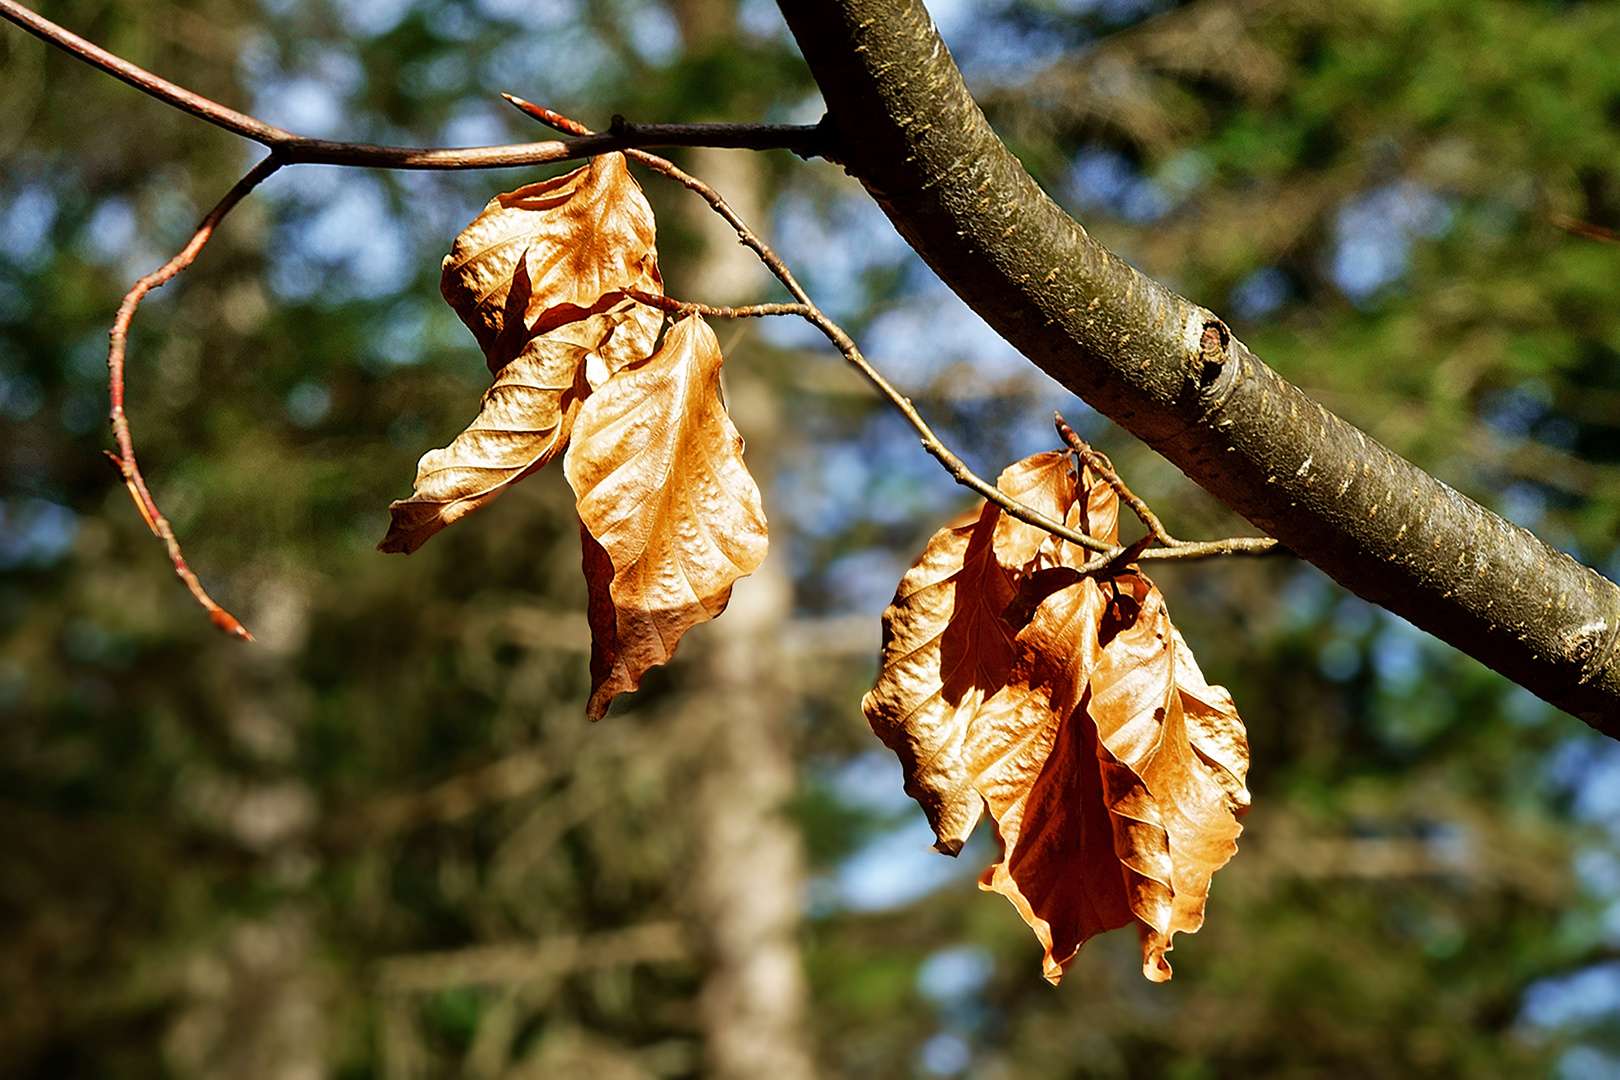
377,302,657,555
865,450,1249,983
974,580,1134,983
440,153,661,374
862,501,1018,852
1089,576,1247,981
565,316,768,721
991,450,1078,573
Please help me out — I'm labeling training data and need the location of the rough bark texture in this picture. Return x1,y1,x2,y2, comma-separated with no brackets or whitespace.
776,0,1620,732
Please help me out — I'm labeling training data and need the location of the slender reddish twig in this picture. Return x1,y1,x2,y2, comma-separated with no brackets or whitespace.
107,155,285,640
1055,414,1278,564
0,0,830,640
1056,412,1181,545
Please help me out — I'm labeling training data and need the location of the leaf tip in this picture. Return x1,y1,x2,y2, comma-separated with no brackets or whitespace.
375,527,421,555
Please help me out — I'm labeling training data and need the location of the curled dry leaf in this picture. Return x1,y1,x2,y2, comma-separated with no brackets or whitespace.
864,451,1249,983
440,153,661,374
381,153,664,554
565,316,768,721
378,303,658,554
386,154,769,723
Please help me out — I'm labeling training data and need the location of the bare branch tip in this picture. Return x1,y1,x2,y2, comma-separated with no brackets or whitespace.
209,607,256,642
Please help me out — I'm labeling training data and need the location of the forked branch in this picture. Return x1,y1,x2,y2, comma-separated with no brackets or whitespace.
5,0,1275,642
511,100,1277,569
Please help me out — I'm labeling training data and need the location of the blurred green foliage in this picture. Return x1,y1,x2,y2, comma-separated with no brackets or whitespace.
4,0,1620,1077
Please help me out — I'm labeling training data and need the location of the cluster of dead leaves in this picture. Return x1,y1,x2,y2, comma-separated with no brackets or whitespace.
863,451,1250,983
378,153,767,721
383,152,1250,983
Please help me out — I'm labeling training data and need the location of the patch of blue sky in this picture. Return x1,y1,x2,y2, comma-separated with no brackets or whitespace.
1277,563,1335,632
862,279,1036,389
329,0,415,37
268,174,416,303
426,1,479,40
478,25,611,98
780,408,965,542
1545,736,1620,859
1498,482,1547,531
1331,181,1454,304
75,196,138,267
285,380,332,428
931,2,1079,88
0,499,79,571
0,185,58,269
815,752,997,913
737,0,792,43
1369,613,1426,696
1481,379,1552,439
1067,144,1203,225
832,812,983,912
474,0,577,29
1230,266,1291,322
917,944,995,1004
362,294,461,370
818,549,914,617
626,0,679,67
916,1031,973,1077
1522,961,1620,1032
765,187,912,325
247,43,366,139
1555,1046,1620,1080
824,750,919,815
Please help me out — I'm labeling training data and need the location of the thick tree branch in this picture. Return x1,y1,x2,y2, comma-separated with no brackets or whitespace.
776,0,1620,731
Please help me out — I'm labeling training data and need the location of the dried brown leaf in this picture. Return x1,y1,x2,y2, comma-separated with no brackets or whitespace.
991,451,1077,572
565,316,768,720
862,501,1018,852
1090,576,1247,981
974,580,1135,982
440,153,661,374
378,302,658,554
865,450,1249,983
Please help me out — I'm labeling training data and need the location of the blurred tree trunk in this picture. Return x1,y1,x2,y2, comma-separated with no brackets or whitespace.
674,71,818,1077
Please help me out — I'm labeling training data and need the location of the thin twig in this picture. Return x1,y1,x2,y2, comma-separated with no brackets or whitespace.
1553,214,1620,245
626,288,810,320
1139,536,1279,560
107,155,285,640
1056,412,1181,545
0,0,830,167
8,0,1277,635
1055,414,1279,563
508,98,1120,557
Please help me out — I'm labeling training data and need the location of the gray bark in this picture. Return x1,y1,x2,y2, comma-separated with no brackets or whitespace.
775,0,1620,732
